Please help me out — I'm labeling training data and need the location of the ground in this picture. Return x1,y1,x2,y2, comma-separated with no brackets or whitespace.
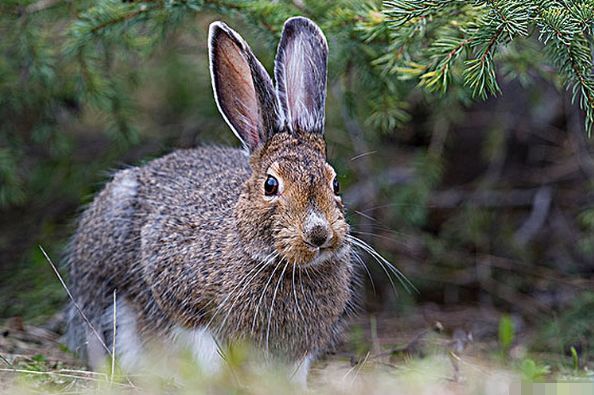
1,304,591,394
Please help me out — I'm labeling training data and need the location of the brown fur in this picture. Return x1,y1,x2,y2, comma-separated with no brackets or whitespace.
66,17,358,368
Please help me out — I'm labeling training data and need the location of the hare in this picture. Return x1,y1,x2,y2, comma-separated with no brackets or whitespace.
65,16,359,383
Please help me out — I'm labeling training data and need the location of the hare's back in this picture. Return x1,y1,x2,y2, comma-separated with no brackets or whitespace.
138,146,250,213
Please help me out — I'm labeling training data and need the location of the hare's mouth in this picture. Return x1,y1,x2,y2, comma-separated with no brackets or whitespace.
277,239,347,268
304,248,335,267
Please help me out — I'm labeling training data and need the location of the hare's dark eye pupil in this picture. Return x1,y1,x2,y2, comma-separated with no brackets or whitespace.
264,175,279,196
333,177,340,195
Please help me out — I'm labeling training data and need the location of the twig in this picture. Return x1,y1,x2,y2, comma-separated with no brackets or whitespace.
348,352,370,385
0,368,129,385
345,166,414,208
39,245,112,356
514,186,552,246
448,351,461,383
58,369,108,379
291,0,306,11
350,151,377,161
369,326,435,361
0,354,13,368
479,26,504,64
370,314,380,354
342,351,370,381
24,0,64,14
90,5,159,34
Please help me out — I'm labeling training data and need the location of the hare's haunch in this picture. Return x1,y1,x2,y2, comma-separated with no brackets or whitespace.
66,17,358,383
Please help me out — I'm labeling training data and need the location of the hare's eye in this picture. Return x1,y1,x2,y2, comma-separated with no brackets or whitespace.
332,177,340,195
264,175,279,196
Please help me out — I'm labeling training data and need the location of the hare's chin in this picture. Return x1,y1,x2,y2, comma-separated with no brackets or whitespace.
304,249,334,267
300,244,348,268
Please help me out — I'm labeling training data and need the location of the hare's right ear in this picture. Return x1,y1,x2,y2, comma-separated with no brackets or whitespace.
209,22,280,151
274,17,328,135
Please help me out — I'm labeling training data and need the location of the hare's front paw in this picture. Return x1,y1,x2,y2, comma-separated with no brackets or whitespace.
290,354,313,387
173,326,222,374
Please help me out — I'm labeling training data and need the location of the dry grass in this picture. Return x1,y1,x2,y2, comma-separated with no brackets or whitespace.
3,309,594,395
0,349,520,395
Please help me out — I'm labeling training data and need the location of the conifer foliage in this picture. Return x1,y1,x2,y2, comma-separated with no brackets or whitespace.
63,0,594,136
383,0,594,132
0,0,592,207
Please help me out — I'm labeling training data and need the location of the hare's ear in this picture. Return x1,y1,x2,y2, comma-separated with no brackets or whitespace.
209,22,280,151
274,17,328,135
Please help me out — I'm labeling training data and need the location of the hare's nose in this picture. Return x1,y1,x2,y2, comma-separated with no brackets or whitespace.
306,225,331,248
303,211,332,248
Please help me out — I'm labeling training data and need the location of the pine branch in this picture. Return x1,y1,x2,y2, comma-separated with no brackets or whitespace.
383,0,471,26
419,36,472,93
464,25,505,99
383,0,594,133
90,4,158,34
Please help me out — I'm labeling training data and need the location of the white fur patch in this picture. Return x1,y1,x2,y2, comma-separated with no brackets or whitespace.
114,299,144,372
85,326,107,371
111,170,138,201
303,210,329,233
307,249,334,267
106,300,222,375
173,326,223,374
305,243,350,268
291,354,313,387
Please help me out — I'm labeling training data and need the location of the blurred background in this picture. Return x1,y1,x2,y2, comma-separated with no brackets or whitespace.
1,0,593,374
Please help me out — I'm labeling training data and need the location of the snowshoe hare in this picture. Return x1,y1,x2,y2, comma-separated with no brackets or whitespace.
66,16,359,383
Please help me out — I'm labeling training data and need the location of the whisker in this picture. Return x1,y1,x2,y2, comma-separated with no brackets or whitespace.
350,230,408,245
251,260,283,336
350,223,410,237
352,210,378,222
351,238,399,298
292,263,306,322
352,251,376,295
303,264,314,284
358,202,429,212
347,235,418,295
265,261,289,353
212,253,277,336
297,266,309,312
202,251,274,312
206,252,277,333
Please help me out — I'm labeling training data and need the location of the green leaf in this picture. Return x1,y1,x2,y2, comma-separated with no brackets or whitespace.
498,314,514,354
520,358,551,381
570,346,579,371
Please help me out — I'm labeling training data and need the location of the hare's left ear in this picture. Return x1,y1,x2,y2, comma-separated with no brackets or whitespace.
209,21,280,151
274,17,328,135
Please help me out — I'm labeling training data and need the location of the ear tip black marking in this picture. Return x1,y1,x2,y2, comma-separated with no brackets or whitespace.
208,21,228,38
282,16,328,49
284,16,317,30
208,21,247,51
208,21,226,52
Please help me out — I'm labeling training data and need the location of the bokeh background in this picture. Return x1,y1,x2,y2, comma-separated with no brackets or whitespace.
1,0,593,377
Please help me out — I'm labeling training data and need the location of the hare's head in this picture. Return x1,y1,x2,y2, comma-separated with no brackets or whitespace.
209,17,349,267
